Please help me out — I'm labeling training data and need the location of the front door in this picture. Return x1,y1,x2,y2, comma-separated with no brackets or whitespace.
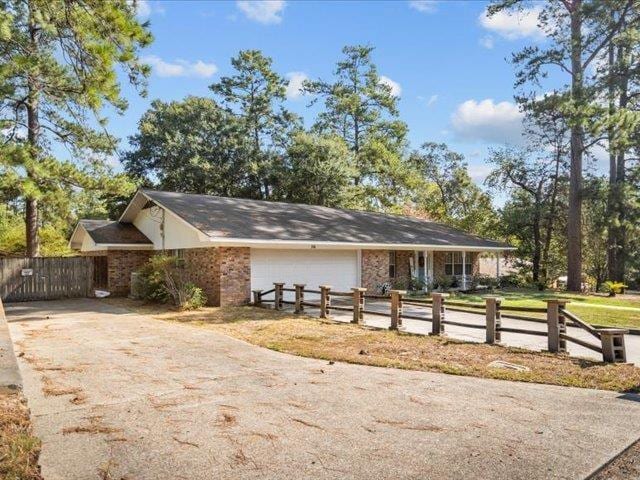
417,252,425,282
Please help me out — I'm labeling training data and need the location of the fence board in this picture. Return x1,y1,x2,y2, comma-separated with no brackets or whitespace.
0,257,94,302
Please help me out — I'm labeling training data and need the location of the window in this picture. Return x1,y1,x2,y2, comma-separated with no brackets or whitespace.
389,251,396,278
444,252,472,276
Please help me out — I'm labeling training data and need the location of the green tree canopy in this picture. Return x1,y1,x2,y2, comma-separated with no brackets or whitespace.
0,0,152,256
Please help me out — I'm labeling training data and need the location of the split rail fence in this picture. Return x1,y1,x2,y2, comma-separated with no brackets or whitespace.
252,283,628,364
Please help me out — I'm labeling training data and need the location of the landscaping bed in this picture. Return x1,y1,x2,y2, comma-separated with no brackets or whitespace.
109,298,640,393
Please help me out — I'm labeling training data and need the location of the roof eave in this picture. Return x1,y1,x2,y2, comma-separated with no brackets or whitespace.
199,237,514,251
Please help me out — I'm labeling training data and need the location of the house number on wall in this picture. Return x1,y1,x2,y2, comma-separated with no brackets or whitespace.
21,269,33,276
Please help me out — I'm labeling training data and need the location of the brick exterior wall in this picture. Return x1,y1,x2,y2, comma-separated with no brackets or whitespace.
182,247,250,307
361,250,390,291
218,247,251,306
395,251,413,285
105,250,152,296
80,249,151,295
183,248,220,306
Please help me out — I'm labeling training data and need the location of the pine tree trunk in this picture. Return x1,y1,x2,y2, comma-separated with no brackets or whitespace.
566,0,584,292
26,0,40,257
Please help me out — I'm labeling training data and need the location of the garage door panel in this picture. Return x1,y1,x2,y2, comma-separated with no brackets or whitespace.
251,249,358,300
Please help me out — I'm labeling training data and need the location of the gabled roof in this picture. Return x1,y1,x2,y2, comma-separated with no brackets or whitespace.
120,189,510,250
69,219,152,249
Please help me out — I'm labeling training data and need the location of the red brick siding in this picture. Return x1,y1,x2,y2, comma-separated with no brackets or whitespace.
395,251,413,286
361,250,390,292
105,250,152,296
183,248,220,306
218,247,251,306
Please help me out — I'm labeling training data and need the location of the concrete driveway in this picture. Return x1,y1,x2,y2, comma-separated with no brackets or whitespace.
6,299,640,480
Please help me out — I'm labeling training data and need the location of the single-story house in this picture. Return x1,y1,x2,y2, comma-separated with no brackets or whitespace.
69,189,513,306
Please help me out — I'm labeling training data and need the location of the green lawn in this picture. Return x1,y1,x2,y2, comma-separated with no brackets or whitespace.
433,289,640,330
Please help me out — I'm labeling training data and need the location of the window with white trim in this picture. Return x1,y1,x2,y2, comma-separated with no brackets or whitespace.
171,249,186,267
389,251,396,278
444,252,472,276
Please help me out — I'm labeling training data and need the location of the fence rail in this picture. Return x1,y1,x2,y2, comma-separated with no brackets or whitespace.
251,282,628,364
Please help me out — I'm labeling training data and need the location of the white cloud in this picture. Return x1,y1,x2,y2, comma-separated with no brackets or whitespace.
236,0,285,24
379,75,402,97
142,55,218,78
408,1,437,13
479,6,544,40
426,94,438,106
132,0,164,18
468,163,494,182
451,99,524,144
135,0,151,18
479,35,495,49
285,72,308,100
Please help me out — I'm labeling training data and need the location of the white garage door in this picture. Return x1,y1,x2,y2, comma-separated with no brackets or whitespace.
251,249,359,298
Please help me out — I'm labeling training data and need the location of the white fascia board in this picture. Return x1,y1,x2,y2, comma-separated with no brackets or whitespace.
96,244,154,250
199,237,515,252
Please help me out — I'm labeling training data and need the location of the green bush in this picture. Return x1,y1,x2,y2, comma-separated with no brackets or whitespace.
602,281,627,297
138,255,207,310
433,275,456,291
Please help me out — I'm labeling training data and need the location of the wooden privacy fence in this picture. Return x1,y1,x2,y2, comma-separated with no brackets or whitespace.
252,283,628,364
0,257,94,302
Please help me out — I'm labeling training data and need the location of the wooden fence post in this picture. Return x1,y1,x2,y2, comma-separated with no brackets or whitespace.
430,292,448,335
600,329,628,363
485,296,503,344
252,289,263,307
390,290,406,330
294,284,306,314
319,285,332,319
351,288,366,324
274,283,285,310
546,299,568,353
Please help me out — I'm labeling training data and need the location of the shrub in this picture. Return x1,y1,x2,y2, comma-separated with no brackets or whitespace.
602,281,627,297
433,275,456,291
138,255,207,309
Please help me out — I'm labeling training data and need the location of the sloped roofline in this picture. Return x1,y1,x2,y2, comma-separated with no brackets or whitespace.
118,189,515,251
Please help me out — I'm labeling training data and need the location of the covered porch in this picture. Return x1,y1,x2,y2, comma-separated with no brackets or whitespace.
398,249,505,292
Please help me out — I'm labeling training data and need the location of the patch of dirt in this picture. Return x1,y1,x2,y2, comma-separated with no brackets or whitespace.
41,376,83,399
62,415,122,436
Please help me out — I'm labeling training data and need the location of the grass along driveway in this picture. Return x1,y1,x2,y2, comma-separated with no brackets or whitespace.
108,299,640,393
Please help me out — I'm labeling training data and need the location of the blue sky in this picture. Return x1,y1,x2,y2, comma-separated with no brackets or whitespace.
106,0,560,186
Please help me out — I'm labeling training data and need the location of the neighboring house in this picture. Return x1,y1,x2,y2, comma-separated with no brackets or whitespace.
69,190,513,306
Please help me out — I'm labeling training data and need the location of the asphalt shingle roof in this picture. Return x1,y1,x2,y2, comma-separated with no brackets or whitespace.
80,220,152,245
142,190,509,249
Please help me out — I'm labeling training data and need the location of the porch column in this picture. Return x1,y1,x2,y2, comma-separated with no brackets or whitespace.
496,251,500,278
424,249,429,290
462,251,467,290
